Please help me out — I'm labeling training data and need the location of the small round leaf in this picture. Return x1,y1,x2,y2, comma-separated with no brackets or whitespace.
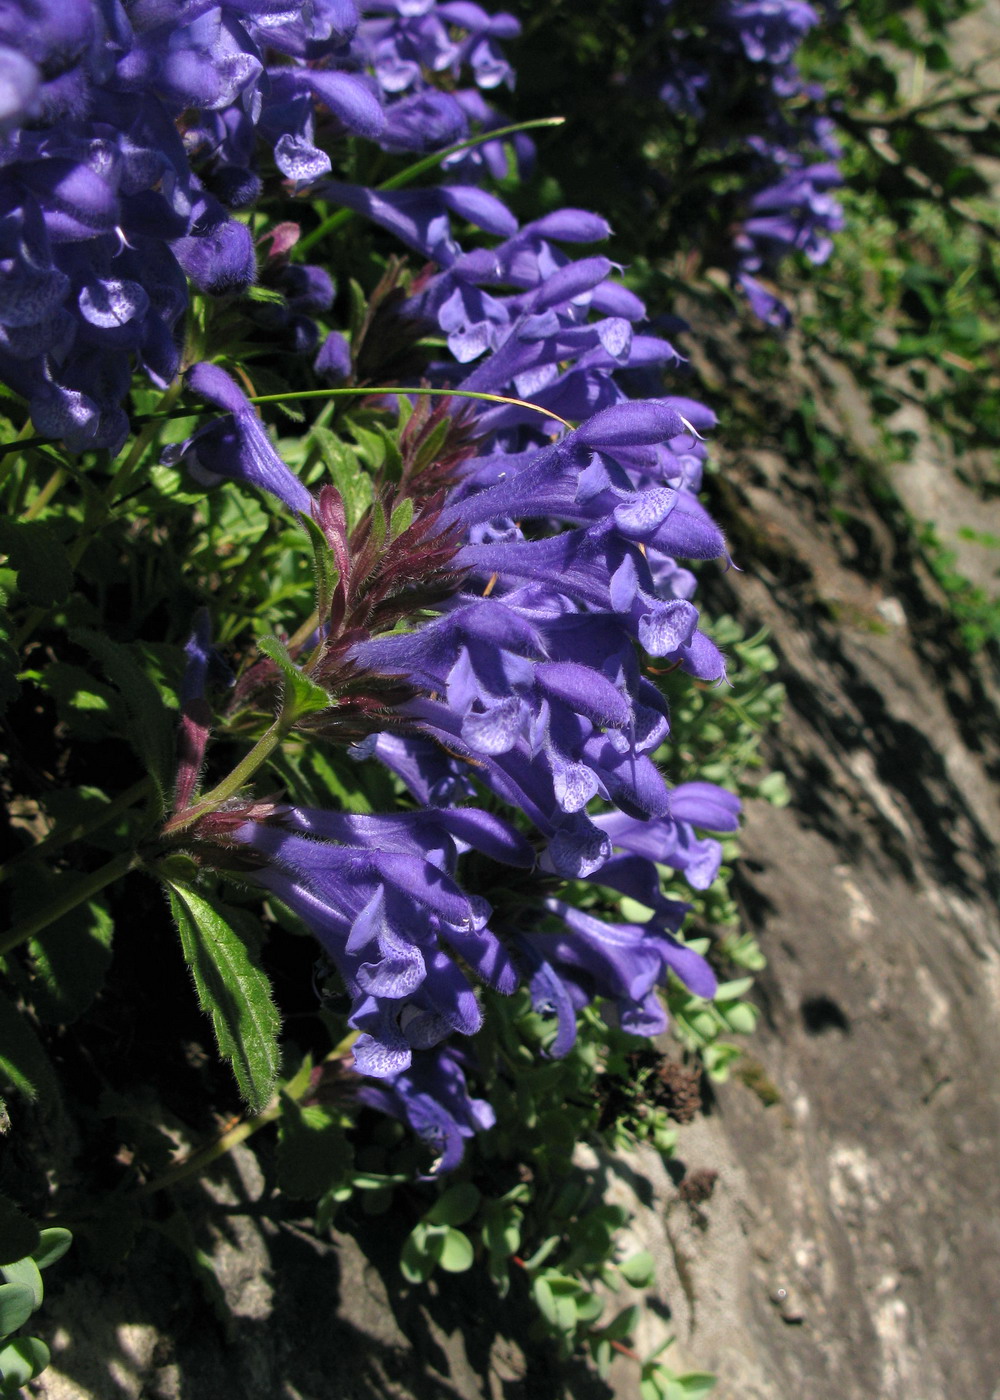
0,1285,34,1339
32,1229,72,1272
438,1229,474,1273
0,1335,50,1387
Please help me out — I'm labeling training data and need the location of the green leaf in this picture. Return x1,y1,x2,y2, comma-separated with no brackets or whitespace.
32,1229,71,1272
425,1182,480,1228
257,635,330,718
309,428,373,530
369,499,387,551
400,1223,447,1283
245,285,287,306
532,1274,556,1325
0,1335,50,1388
722,1002,757,1035
438,1228,474,1273
618,1250,655,1288
348,422,387,473
600,1304,640,1341
670,1373,717,1399
713,978,754,1000
374,423,403,484
347,278,367,341
71,630,175,813
0,1200,38,1268
29,662,117,742
0,1260,40,1312
0,520,71,607
166,883,281,1113
299,513,338,622
0,634,19,715
389,496,414,539
0,1286,33,1339
26,897,113,1025
276,1093,353,1200
0,991,57,1102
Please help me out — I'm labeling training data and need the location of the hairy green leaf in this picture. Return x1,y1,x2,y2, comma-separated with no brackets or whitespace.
0,990,57,1102
257,635,330,718
0,520,71,607
166,883,280,1113
71,630,174,814
27,898,113,1026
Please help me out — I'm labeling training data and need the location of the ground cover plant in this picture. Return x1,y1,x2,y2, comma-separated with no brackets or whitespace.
1,0,995,1392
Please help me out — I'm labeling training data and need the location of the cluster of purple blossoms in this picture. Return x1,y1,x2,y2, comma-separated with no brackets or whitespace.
0,0,524,449
180,261,742,1168
656,0,845,326
0,0,753,1171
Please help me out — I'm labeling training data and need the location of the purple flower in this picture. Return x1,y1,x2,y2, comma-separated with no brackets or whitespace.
521,896,716,1052
219,803,532,1077
357,1043,495,1173
163,362,313,513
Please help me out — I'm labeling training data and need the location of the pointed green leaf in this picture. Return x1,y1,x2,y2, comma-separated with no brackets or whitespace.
166,884,280,1114
0,1287,33,1340
389,497,414,539
31,1229,71,1272
412,415,452,477
70,630,174,813
347,279,367,341
369,499,387,551
348,423,386,473
0,1334,50,1387
0,990,57,1102
0,520,72,607
299,513,338,622
0,1200,38,1268
309,428,373,530
257,635,330,718
374,424,403,484
26,897,113,1026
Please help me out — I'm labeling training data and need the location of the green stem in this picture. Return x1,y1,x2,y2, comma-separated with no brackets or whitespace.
140,1101,282,1195
139,1055,315,1195
0,850,139,957
0,777,154,885
0,417,40,489
103,376,184,505
11,379,186,651
1,385,576,466
295,116,565,257
162,713,291,837
22,464,67,520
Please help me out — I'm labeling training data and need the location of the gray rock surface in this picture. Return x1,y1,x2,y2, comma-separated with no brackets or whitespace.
644,293,1000,1400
